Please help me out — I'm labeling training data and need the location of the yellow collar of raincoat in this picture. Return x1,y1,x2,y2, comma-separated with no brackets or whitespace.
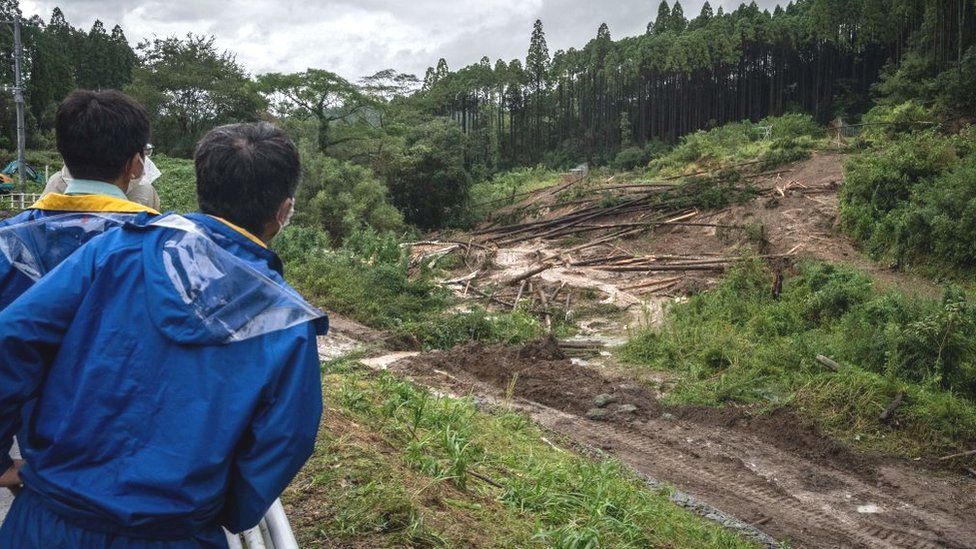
207,215,268,249
30,193,160,215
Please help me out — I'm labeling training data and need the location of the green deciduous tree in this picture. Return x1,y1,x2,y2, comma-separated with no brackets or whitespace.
126,34,263,156
259,69,372,153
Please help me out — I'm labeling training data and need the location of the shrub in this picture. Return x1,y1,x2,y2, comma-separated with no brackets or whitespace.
297,148,404,243
840,126,976,269
622,260,976,456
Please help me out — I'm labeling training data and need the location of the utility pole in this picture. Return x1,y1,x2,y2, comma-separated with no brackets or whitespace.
12,13,25,191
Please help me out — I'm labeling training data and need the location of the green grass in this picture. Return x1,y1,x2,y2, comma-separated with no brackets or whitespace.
457,167,562,225
152,154,198,212
648,114,828,177
621,259,976,459
284,359,756,548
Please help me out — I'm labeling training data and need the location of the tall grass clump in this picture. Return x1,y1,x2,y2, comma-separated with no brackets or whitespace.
623,259,976,457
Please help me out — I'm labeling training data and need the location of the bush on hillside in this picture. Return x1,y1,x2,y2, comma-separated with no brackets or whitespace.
623,260,976,455
840,126,976,269
648,114,824,176
297,148,405,243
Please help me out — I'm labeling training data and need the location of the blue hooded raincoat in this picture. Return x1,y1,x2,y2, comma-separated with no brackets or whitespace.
0,212,328,548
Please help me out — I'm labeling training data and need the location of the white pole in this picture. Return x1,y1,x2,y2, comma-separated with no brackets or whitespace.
265,499,300,549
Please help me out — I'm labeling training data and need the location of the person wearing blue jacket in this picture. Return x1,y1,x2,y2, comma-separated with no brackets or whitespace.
0,89,159,312
0,122,328,547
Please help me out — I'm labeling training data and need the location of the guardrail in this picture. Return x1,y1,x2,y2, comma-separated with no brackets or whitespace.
0,193,41,211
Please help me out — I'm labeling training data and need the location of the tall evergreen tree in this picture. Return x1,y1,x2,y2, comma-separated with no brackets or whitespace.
526,19,551,91
670,1,688,33
651,1,672,34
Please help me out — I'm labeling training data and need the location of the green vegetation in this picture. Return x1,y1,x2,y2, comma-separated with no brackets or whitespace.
648,114,826,177
285,359,755,548
623,260,976,457
6,1,974,232
276,226,546,350
152,155,198,212
460,167,562,226
276,226,446,330
295,145,404,242
840,116,976,272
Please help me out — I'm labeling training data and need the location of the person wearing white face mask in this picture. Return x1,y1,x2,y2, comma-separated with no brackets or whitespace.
43,144,162,210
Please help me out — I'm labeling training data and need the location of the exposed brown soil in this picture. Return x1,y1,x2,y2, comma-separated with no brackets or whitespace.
405,336,659,421
389,340,976,549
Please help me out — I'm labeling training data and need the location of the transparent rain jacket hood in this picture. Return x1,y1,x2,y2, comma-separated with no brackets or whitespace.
0,193,159,311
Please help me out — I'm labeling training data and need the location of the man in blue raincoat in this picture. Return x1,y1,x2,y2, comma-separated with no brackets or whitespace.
0,122,327,547
0,89,159,312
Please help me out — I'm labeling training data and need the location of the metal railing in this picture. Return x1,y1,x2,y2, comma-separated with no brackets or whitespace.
225,500,300,549
0,193,41,211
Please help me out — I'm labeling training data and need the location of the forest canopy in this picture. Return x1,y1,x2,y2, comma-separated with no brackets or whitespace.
1,0,974,231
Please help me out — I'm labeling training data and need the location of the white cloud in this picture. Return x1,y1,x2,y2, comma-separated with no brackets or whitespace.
21,1,784,79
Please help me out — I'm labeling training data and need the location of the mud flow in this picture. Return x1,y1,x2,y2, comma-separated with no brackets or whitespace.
391,339,976,549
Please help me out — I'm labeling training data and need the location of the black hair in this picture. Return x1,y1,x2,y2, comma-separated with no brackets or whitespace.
55,90,150,182
194,123,301,236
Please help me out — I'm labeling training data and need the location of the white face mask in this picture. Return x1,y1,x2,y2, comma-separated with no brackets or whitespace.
132,157,162,187
280,200,296,230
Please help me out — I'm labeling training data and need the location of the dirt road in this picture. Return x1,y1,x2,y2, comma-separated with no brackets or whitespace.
379,339,976,549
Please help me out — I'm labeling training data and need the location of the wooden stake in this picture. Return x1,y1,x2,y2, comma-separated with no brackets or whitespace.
513,280,527,309
879,392,905,423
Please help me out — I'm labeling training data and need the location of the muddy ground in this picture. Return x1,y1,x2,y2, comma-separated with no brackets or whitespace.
379,337,976,549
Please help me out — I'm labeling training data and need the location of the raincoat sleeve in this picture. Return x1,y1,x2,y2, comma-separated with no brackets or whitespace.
220,325,323,533
0,239,97,472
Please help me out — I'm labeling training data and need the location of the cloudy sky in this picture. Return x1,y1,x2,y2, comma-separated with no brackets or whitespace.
20,1,783,80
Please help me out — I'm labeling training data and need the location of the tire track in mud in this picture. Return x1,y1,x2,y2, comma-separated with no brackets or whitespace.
524,403,964,549
381,342,976,549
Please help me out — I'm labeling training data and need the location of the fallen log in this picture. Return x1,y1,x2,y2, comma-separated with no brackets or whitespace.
504,263,556,287
879,392,905,423
633,280,681,295
815,355,840,372
602,264,729,273
620,276,682,291
939,449,976,461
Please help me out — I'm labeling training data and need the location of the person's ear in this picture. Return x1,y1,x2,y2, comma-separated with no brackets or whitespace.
123,152,144,182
